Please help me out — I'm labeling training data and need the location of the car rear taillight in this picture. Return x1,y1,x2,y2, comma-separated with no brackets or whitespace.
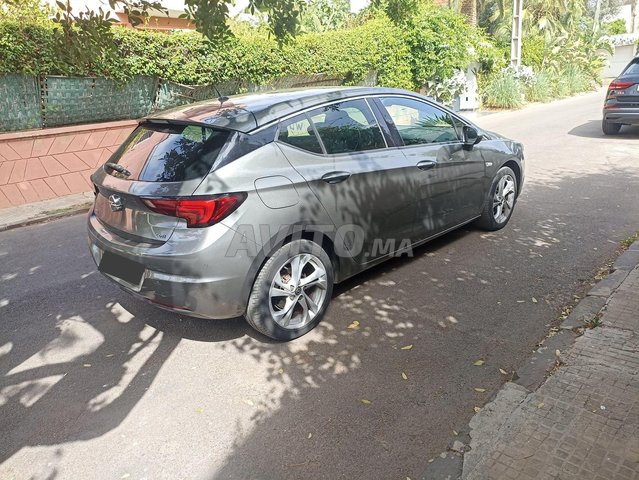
608,81,635,91
141,193,246,228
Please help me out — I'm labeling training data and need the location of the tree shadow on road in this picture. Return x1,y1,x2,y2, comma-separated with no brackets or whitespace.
2,163,639,479
206,167,639,480
0,220,253,477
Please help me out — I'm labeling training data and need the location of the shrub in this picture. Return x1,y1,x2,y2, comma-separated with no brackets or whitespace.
548,70,571,98
481,71,524,109
0,12,484,91
603,19,627,35
521,35,546,71
562,65,593,94
402,4,487,88
287,17,413,89
0,20,59,76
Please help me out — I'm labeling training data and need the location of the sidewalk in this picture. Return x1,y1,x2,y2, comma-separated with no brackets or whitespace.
0,192,93,231
458,242,639,480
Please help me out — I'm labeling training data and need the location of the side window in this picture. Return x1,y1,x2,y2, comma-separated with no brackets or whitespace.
380,97,460,146
623,59,639,75
278,113,323,154
308,99,386,154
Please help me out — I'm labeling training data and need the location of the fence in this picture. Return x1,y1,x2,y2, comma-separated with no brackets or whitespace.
0,75,243,132
0,75,42,132
0,71,377,133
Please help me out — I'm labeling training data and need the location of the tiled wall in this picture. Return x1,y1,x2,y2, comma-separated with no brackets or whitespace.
0,123,136,209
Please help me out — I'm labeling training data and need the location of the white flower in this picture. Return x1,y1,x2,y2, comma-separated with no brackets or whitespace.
424,70,468,106
502,65,536,85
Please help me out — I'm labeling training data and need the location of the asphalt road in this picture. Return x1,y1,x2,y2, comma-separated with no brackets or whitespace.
1,91,639,480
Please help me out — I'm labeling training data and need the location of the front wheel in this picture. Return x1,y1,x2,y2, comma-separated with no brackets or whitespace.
245,239,334,340
475,166,518,231
602,119,621,135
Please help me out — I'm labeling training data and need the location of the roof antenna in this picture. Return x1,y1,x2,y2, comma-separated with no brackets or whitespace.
218,95,229,105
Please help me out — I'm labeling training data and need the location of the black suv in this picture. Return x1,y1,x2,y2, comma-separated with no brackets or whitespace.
602,56,639,135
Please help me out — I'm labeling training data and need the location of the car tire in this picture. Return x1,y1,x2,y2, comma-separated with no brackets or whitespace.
245,239,334,341
475,166,518,231
602,120,622,135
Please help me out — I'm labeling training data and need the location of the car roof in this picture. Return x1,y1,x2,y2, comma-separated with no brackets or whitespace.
148,86,414,133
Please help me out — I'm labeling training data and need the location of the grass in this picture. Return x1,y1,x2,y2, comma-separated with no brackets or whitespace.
621,230,639,249
562,66,593,95
481,72,524,109
585,314,603,329
481,67,597,108
40,205,89,216
524,72,552,103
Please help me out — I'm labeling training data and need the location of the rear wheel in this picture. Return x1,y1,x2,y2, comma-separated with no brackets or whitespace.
476,166,518,231
245,239,334,340
602,119,622,135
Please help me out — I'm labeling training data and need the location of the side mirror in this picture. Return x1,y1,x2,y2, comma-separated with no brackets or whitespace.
462,125,483,149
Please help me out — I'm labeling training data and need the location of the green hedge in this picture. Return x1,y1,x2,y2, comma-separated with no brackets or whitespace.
0,9,492,91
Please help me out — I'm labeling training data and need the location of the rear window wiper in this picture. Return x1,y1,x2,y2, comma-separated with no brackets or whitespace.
105,162,131,177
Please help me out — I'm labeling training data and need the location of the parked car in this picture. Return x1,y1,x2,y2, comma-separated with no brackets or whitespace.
88,87,524,340
602,56,639,135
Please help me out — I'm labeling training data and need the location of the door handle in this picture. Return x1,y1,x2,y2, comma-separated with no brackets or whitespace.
321,171,351,184
416,160,437,171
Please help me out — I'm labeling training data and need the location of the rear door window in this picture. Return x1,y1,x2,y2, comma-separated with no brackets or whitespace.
278,113,324,154
622,59,639,75
380,97,460,145
106,122,230,182
308,99,386,154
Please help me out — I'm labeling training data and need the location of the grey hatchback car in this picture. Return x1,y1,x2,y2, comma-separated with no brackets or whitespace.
88,87,524,340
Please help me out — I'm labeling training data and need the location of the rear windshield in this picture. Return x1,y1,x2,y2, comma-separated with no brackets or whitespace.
106,122,230,182
623,59,639,76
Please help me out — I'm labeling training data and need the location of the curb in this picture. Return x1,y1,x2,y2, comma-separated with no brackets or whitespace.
0,203,92,233
420,238,639,480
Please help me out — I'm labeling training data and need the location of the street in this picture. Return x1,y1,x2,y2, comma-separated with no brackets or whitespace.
1,90,639,480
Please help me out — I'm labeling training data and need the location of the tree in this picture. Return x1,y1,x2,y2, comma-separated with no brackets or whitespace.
299,0,351,33
368,0,420,25
587,0,624,25
5,0,306,42
0,0,53,23
460,0,477,25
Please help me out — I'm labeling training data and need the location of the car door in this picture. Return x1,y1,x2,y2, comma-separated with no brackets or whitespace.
374,96,485,239
276,98,421,265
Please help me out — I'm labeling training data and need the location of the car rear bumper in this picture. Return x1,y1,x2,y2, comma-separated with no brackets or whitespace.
87,210,255,319
603,107,639,124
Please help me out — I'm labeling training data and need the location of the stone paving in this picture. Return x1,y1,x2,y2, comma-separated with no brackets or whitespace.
463,259,639,480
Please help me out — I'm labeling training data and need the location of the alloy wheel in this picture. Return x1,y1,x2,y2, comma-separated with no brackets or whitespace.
269,253,328,329
493,174,516,224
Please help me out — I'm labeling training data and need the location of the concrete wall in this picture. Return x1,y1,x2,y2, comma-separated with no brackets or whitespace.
603,43,638,78
0,121,136,209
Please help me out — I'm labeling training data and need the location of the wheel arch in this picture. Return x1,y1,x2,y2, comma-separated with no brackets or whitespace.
502,159,522,196
239,225,342,313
